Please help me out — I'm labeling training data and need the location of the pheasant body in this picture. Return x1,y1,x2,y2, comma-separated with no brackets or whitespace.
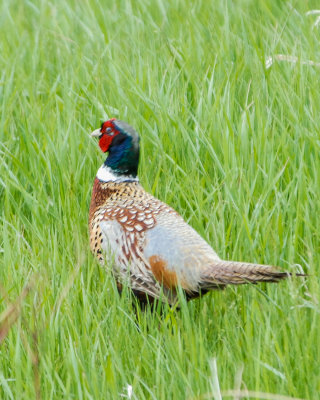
89,119,292,305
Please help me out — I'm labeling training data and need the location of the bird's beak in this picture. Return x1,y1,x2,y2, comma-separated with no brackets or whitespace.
91,128,101,137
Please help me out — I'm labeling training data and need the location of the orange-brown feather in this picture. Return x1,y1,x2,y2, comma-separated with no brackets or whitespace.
149,255,178,290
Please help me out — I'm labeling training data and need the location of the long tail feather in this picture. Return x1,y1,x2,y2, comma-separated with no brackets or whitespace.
200,260,304,289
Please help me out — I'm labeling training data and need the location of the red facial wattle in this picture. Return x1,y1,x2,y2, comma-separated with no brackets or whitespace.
99,134,115,152
98,118,119,152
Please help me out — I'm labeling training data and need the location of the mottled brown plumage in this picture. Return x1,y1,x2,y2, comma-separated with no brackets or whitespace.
89,178,181,302
88,119,301,305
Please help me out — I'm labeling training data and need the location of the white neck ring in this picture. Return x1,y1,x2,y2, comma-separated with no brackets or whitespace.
96,164,139,183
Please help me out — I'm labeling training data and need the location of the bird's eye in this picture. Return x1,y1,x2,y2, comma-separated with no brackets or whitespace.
106,127,114,135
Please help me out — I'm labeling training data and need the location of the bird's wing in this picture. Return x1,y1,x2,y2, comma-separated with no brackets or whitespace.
143,208,222,293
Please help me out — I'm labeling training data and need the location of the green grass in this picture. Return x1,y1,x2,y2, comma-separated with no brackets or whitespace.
0,0,319,398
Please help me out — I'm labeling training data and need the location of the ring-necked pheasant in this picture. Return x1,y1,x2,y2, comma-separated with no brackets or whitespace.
89,118,296,305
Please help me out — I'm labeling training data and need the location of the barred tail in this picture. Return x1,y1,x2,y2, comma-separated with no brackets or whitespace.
199,260,303,290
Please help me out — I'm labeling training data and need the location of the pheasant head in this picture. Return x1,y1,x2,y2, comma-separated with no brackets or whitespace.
91,118,140,179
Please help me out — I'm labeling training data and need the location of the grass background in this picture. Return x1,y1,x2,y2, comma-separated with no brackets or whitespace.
0,0,319,399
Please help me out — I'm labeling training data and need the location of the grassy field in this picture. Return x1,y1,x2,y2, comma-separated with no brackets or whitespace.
1,0,320,399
